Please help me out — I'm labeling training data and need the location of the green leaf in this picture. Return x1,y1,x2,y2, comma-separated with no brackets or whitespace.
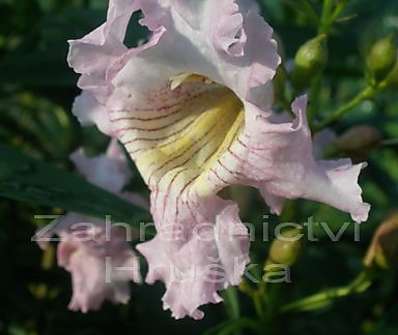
0,8,147,88
0,144,149,227
0,94,80,158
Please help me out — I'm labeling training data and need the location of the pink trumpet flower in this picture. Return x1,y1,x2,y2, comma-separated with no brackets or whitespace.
36,140,143,312
67,0,370,319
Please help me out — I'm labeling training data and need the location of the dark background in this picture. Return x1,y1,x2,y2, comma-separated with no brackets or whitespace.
1,0,398,334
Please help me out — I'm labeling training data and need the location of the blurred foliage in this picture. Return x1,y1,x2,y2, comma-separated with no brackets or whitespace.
0,0,398,334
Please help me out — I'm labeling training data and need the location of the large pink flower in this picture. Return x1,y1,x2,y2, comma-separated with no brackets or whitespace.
36,140,142,312
68,0,370,319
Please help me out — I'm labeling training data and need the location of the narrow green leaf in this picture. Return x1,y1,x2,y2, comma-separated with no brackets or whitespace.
0,144,149,227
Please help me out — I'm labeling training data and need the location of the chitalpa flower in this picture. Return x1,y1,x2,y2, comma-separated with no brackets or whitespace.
68,0,370,319
36,140,144,312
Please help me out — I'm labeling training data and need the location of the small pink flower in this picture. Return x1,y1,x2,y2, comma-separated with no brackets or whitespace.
68,0,370,319
36,141,142,312
55,215,141,313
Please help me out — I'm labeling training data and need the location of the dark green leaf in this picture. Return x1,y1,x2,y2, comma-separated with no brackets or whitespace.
0,144,149,227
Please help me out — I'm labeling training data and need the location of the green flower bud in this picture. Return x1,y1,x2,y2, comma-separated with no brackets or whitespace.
268,227,304,267
367,34,397,82
291,35,328,90
364,213,398,269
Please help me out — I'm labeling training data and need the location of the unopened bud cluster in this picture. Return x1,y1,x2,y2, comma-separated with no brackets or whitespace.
266,227,304,268
366,34,397,83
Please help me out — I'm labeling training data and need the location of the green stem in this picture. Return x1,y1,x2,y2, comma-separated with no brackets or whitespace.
280,270,375,314
309,0,335,124
308,74,322,126
238,279,266,320
319,0,350,34
319,0,334,34
298,0,320,27
314,85,377,131
222,287,241,335
223,287,241,320
331,0,350,23
253,292,265,320
308,0,351,124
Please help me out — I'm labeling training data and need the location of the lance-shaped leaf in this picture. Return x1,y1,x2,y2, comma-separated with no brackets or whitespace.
0,144,148,226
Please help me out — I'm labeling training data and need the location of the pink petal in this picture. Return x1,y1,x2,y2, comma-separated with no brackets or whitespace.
70,139,132,194
217,95,370,222
72,92,114,136
68,0,166,133
312,128,337,159
67,0,134,102
137,194,249,320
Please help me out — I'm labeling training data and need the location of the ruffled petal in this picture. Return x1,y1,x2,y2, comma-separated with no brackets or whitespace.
67,0,136,102
214,205,251,286
70,139,132,194
110,0,279,105
72,92,114,136
312,128,336,159
137,195,249,320
68,0,167,132
215,95,370,222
